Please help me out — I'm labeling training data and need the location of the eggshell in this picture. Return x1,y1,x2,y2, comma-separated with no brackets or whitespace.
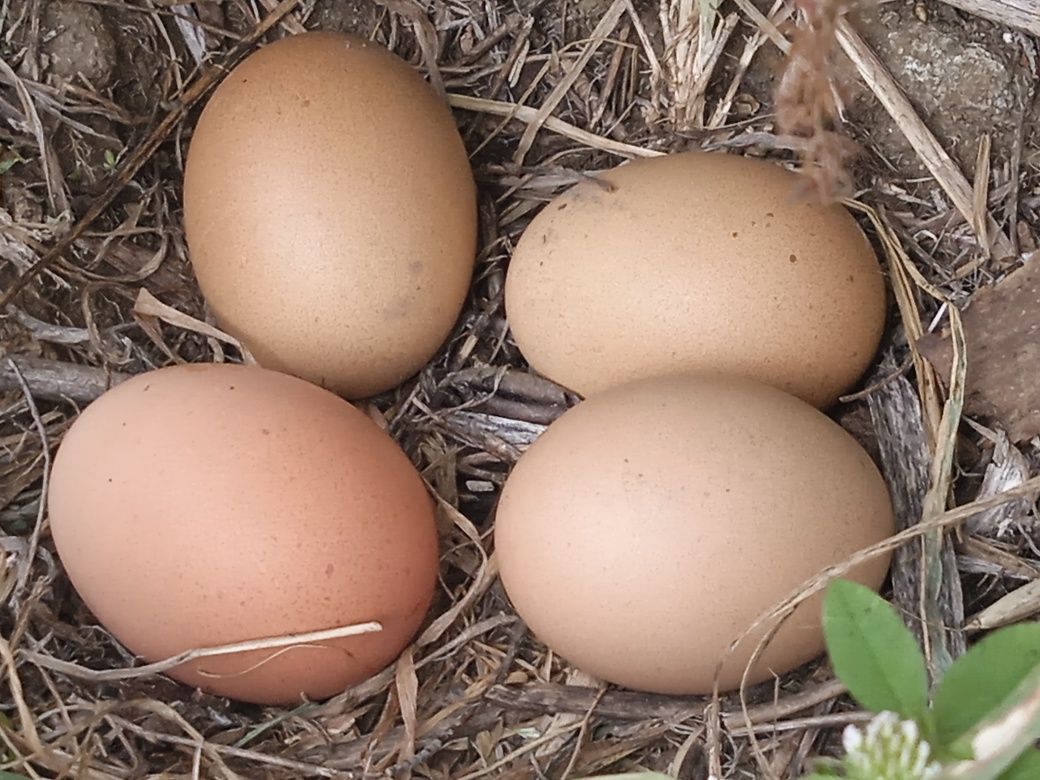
504,152,886,408
183,32,477,398
48,364,438,705
495,374,893,694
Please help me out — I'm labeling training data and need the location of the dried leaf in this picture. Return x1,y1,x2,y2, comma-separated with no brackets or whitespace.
133,288,255,363
919,256,1040,442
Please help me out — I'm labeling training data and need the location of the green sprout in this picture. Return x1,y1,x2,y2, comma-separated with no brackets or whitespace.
0,149,23,175
103,147,121,171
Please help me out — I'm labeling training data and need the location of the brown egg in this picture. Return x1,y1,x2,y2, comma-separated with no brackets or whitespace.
48,364,438,705
504,152,886,408
495,374,893,694
183,32,476,398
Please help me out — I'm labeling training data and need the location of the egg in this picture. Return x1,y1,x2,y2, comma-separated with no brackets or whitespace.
504,152,886,408
48,364,439,705
495,374,893,694
183,32,477,399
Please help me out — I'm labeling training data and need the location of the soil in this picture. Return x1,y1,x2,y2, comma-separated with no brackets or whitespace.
39,1,116,88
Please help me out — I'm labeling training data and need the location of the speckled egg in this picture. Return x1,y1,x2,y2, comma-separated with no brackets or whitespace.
504,152,886,407
183,32,477,398
495,374,893,694
48,363,439,704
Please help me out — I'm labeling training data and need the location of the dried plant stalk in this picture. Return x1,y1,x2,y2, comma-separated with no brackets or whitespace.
775,0,859,201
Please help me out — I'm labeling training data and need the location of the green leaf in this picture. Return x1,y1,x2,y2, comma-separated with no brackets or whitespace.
997,749,1040,780
822,580,929,722
941,665,1040,780
799,758,842,777
932,624,1040,747
0,773,33,780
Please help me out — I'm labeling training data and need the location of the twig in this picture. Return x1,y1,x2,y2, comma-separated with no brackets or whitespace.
6,360,49,599
559,686,606,778
970,133,993,263
731,0,790,53
709,0,791,128
0,0,305,309
965,579,1040,632
867,359,965,673
1006,76,1036,256
23,621,382,682
0,356,130,404
937,0,1040,36
727,710,874,737
448,93,662,158
483,676,847,726
686,12,740,127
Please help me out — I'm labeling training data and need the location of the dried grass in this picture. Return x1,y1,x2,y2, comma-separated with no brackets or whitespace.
1,0,1038,777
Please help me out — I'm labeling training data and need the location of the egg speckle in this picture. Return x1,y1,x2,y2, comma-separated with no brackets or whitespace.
495,374,894,694
504,151,886,407
48,364,439,705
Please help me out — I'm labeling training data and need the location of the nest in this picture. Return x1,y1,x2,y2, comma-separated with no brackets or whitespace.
1,0,1039,777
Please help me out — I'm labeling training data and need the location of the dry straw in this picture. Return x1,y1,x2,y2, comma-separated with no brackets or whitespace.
0,0,1036,777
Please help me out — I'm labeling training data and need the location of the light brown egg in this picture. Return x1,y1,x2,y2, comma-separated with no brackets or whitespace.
48,364,438,705
495,374,893,694
183,32,476,399
504,151,886,408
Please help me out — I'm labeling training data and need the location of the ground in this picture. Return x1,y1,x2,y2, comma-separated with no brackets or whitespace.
0,0,1038,778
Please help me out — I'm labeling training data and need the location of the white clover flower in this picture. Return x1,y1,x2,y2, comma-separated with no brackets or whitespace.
841,712,942,780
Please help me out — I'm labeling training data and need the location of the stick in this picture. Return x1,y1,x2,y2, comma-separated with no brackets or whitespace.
938,0,1040,36
0,356,130,404
23,621,382,683
6,360,51,600
484,677,847,726
448,93,662,159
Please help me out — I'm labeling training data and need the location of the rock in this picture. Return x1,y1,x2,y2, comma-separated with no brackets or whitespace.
41,0,117,89
851,3,1025,173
